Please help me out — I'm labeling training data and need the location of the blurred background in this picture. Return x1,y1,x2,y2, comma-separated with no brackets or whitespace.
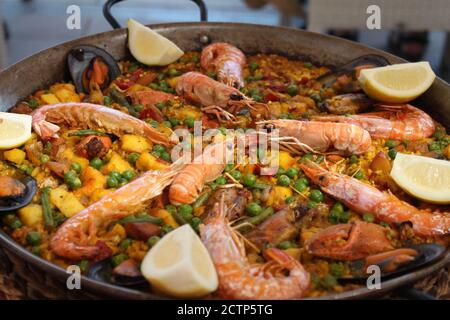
0,0,449,81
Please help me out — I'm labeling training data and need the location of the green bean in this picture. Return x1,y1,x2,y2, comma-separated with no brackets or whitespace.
41,187,54,229
236,207,274,233
192,192,210,209
118,214,163,225
68,129,109,137
109,88,130,107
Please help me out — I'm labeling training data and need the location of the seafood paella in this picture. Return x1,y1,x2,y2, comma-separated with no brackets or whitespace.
0,21,449,299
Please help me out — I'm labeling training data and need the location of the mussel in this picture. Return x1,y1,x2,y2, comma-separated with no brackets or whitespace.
87,258,149,289
67,45,121,94
317,54,390,93
0,175,37,212
318,93,375,115
342,243,446,282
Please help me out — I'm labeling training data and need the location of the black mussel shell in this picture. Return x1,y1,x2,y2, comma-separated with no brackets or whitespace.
318,93,375,115
317,54,390,89
87,258,148,289
341,244,446,282
67,45,121,94
0,175,37,212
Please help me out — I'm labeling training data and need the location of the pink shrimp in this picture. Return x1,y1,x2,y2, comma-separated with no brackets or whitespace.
200,197,310,299
176,72,268,122
258,119,372,155
50,162,183,261
31,102,171,146
311,104,435,140
299,160,450,237
201,42,246,88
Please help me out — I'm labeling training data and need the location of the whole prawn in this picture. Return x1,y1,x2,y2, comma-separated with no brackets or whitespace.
31,102,171,146
300,160,450,237
200,198,310,299
176,72,268,121
200,42,246,88
50,162,183,261
169,138,234,205
258,119,372,155
312,104,435,140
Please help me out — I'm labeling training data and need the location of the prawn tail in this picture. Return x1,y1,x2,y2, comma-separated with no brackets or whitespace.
33,119,61,139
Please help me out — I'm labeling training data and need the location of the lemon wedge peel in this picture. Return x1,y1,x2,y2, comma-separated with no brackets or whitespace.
358,62,436,103
140,224,218,298
391,153,450,204
0,112,32,150
127,18,184,66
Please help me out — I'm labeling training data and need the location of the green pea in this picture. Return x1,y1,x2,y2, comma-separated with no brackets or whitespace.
191,55,200,63
301,153,314,163
218,127,227,135
285,196,295,204
309,189,324,202
276,167,286,176
252,94,263,102
107,176,119,188
277,240,297,250
249,61,259,71
328,209,340,224
149,83,159,90
28,98,40,108
109,171,122,180
64,170,77,183
329,262,345,278
304,62,313,69
354,170,365,180
147,236,161,247
385,140,396,148
147,119,159,128
44,141,52,153
165,204,177,215
112,253,128,267
206,71,217,79
287,84,299,97
321,274,338,289
332,202,344,213
246,202,262,216
363,213,375,223
127,153,140,164
315,155,325,164
179,204,193,217
285,167,298,179
90,157,103,170
161,225,174,235
388,148,397,159
122,170,135,181
277,175,290,186
429,142,441,151
69,178,82,190
224,163,234,172
167,68,179,77
9,219,22,230
153,145,166,154
433,129,445,140
230,170,242,181
40,154,50,164
310,93,322,103
152,150,162,158
190,217,202,232
103,95,112,106
307,201,317,209
243,173,257,187
253,74,263,81
294,180,307,192
297,177,309,186
118,177,128,187
71,162,82,173
162,120,172,128
208,182,218,191
155,102,166,110
169,118,180,127
119,238,132,249
27,231,41,246
160,151,171,162
133,104,144,112
339,210,350,223
214,176,227,186
349,154,359,164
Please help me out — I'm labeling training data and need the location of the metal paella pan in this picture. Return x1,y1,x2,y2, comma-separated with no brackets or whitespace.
0,0,449,300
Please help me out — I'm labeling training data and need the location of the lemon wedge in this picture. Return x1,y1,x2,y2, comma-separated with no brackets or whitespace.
0,112,32,150
127,19,184,66
358,62,435,103
391,153,450,204
140,224,218,298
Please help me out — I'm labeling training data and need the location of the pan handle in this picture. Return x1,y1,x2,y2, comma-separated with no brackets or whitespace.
103,0,208,29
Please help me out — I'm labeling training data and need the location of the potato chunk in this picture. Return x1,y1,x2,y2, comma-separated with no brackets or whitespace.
120,134,152,153
50,187,85,217
4,148,26,164
18,204,43,227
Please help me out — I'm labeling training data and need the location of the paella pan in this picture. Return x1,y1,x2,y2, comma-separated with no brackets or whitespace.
0,0,449,300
